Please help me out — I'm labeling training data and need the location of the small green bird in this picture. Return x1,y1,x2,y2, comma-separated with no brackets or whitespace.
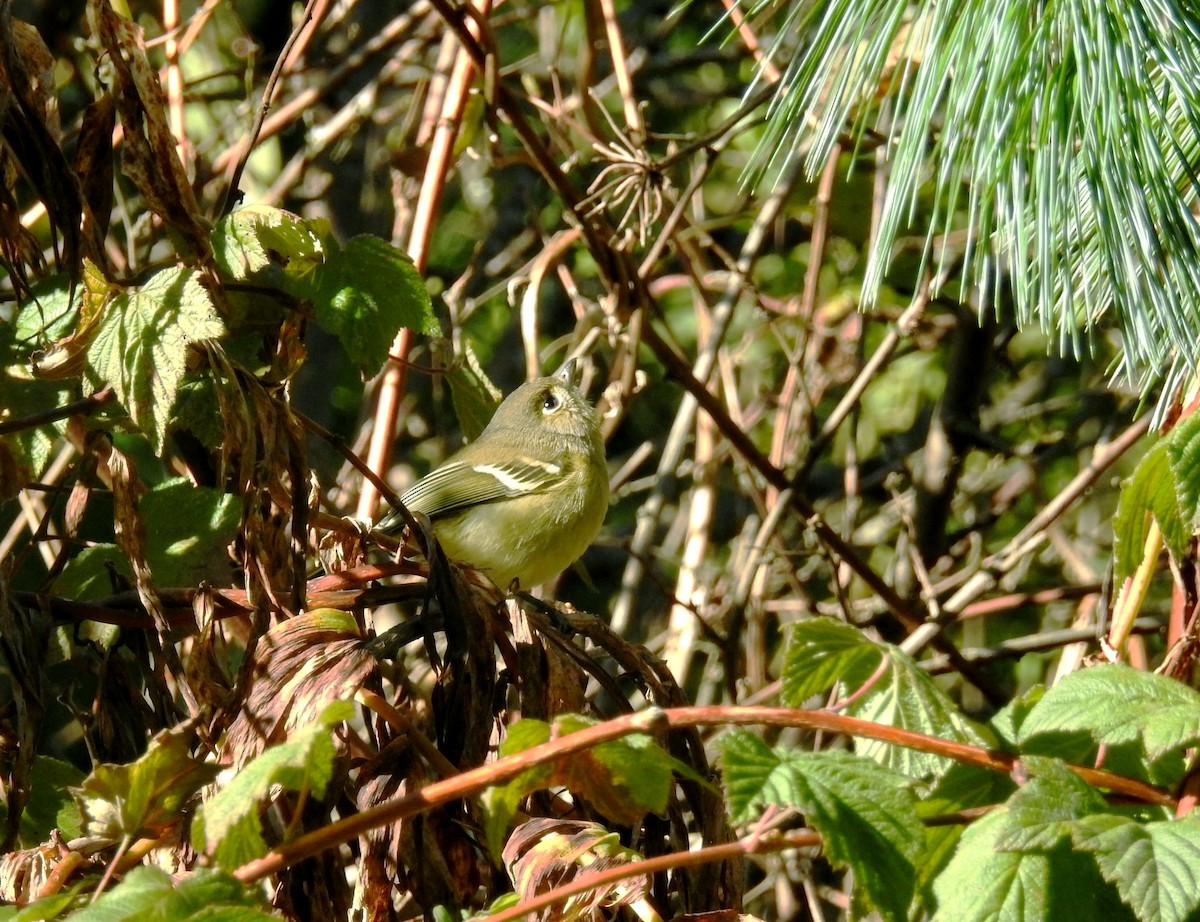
374,361,609,588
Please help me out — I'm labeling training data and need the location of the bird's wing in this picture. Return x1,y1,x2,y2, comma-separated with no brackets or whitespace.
401,457,566,517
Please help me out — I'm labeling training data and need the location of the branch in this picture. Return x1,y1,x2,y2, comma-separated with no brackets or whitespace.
232,704,1174,885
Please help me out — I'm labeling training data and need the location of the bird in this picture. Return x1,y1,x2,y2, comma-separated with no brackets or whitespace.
374,360,609,589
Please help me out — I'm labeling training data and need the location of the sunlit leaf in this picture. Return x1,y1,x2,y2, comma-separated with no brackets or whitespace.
1018,664,1200,760
192,701,354,868
1071,813,1200,922
73,725,219,841
85,265,224,449
720,731,923,922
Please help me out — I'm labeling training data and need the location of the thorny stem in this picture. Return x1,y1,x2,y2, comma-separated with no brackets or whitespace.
232,704,1174,885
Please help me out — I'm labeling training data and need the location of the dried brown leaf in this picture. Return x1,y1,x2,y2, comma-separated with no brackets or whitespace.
91,0,211,259
0,437,32,503
0,843,57,904
503,817,648,920
107,447,164,628
0,19,82,274
73,92,117,260
224,609,376,766
6,20,58,137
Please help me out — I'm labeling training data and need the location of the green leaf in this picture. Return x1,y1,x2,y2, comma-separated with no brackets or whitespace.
0,374,75,491
1113,439,1191,579
85,265,225,449
73,725,220,841
780,618,983,777
720,731,923,922
780,618,884,705
0,887,81,921
848,646,986,778
57,478,239,598
19,755,85,845
309,235,438,376
68,866,276,922
442,342,502,442
988,686,1046,749
480,718,555,858
1071,813,1200,922
192,701,354,868
916,763,1019,914
932,806,1134,922
1018,664,1200,760
171,375,226,452
211,204,324,281
14,275,77,347
138,478,240,586
1164,411,1200,533
55,545,127,600
479,715,676,860
994,757,1108,852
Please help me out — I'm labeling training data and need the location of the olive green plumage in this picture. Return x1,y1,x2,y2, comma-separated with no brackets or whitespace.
375,362,608,588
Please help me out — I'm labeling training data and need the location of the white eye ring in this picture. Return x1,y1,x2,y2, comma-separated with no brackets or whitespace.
542,391,562,413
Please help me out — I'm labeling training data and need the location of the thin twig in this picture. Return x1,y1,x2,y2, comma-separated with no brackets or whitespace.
0,388,113,435
358,0,496,521
901,414,1153,656
218,0,320,216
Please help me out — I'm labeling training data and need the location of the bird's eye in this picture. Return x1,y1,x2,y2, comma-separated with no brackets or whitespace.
541,390,562,413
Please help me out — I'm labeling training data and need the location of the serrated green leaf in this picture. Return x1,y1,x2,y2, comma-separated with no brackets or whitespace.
1113,439,1191,579
1018,664,1200,760
68,866,275,922
780,618,884,705
0,886,81,921
720,731,923,922
848,645,986,778
1166,412,1200,532
780,619,983,778
1071,813,1200,922
309,235,438,376
14,275,77,347
211,204,324,281
932,807,1135,922
73,725,220,841
85,266,224,450
988,686,1046,748
192,701,353,868
995,757,1108,852
916,762,1019,915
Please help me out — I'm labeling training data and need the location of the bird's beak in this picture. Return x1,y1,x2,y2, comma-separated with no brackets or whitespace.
556,357,580,385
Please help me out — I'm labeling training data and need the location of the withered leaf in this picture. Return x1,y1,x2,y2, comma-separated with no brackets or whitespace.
91,0,211,258
224,609,376,767
72,724,219,842
502,817,648,920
